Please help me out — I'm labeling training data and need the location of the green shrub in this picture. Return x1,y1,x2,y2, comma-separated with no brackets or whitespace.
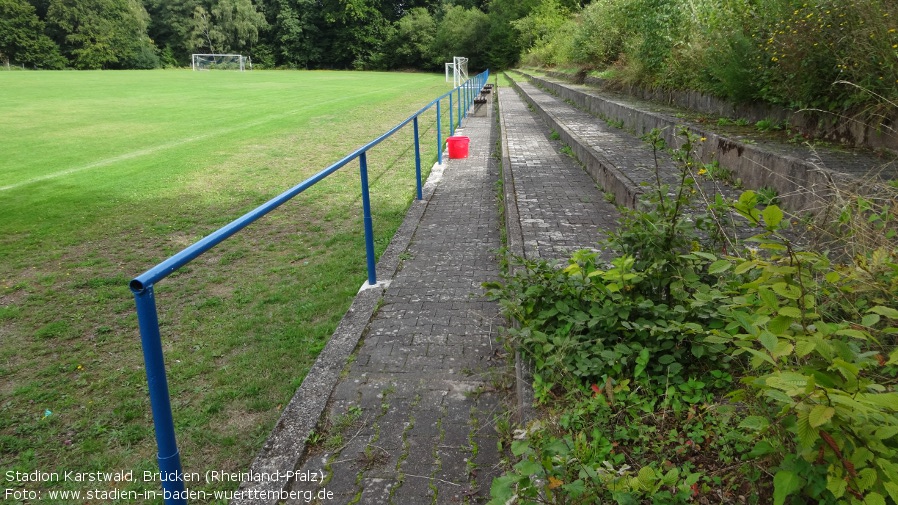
712,190,898,504
521,0,898,117
487,125,898,504
567,0,629,67
757,0,898,111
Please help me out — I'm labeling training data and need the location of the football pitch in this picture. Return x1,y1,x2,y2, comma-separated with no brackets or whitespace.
0,70,456,496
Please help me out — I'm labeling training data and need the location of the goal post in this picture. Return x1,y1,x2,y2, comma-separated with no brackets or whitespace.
445,56,468,87
191,54,250,71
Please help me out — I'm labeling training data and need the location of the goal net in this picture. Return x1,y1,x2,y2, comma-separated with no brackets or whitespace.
192,54,250,71
445,56,468,87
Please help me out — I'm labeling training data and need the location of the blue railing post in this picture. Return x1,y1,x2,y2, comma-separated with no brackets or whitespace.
359,152,377,286
464,81,468,119
449,93,454,135
413,116,422,200
436,100,442,165
456,87,462,128
132,285,186,505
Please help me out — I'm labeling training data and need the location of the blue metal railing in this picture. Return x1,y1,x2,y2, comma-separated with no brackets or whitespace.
129,69,489,504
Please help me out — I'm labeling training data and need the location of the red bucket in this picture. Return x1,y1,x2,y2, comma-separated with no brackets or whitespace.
447,136,470,159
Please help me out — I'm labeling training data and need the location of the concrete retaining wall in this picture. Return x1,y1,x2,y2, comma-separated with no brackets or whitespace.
524,73,860,213
546,70,898,154
509,78,643,210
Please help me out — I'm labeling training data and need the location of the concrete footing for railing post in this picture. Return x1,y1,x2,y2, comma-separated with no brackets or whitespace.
359,279,391,293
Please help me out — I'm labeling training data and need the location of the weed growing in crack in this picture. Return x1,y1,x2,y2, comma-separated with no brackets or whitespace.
323,404,363,450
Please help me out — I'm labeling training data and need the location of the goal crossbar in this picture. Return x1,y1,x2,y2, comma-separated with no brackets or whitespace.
191,53,249,71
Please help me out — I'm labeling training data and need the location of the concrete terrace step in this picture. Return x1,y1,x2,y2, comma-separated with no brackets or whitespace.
505,72,746,215
504,71,774,251
497,75,625,425
497,76,620,264
517,70,898,214
286,101,505,505
230,66,898,504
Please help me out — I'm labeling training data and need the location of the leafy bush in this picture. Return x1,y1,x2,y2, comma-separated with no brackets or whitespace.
709,190,898,504
757,0,898,111
511,0,578,67
566,0,627,67
487,126,898,504
519,0,898,116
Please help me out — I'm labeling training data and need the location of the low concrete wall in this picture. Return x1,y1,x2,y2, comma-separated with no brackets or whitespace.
545,70,898,154
509,78,643,210
525,73,861,213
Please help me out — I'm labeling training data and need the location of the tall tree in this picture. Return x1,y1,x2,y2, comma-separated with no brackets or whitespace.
266,0,322,67
144,0,202,65
316,0,392,68
430,4,490,70
484,0,542,69
211,0,267,54
47,0,158,68
381,6,436,70
188,5,223,53
187,0,267,56
24,0,51,18
0,0,65,68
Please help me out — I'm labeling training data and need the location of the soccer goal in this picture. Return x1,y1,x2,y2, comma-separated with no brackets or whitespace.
191,54,251,71
445,56,468,87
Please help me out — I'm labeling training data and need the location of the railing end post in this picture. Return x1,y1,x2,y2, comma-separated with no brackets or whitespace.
359,152,377,286
132,284,186,504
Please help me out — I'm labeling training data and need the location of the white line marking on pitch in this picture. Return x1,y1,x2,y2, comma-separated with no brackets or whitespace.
1,85,409,192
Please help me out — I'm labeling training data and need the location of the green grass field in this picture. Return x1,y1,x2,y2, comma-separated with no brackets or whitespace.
0,69,456,499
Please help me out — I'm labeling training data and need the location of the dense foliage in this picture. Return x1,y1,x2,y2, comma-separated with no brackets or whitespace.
0,0,543,70
486,128,898,503
3,0,894,118
517,0,898,114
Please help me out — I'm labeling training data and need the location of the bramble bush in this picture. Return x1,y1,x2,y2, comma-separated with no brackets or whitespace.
517,0,898,116
757,0,898,112
487,127,898,504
